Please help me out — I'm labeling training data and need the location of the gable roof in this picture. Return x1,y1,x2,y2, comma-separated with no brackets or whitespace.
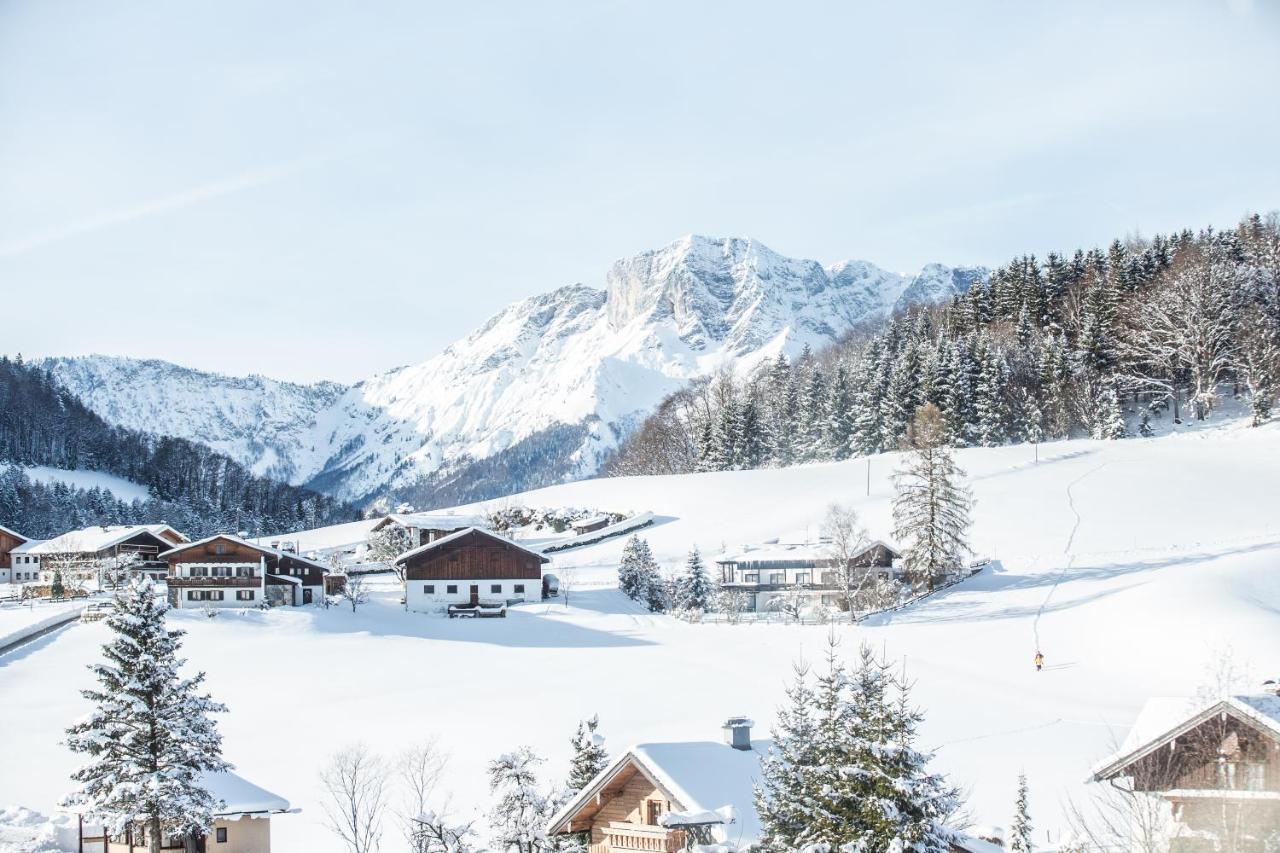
374,511,489,533
201,770,291,816
11,539,46,554
717,538,900,565
0,524,28,543
159,534,333,572
1091,693,1280,781
393,527,549,566
547,740,769,848
28,524,185,556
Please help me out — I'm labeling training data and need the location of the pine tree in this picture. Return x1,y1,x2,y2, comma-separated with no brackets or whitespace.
1092,381,1128,440
1010,772,1033,853
50,569,66,599
64,580,229,853
755,661,819,852
674,548,712,613
892,404,973,589
566,716,608,792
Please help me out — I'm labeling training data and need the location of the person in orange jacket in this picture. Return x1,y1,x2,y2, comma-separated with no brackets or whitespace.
1034,651,1044,671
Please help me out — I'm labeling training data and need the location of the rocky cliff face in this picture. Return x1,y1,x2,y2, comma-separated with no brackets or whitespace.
47,235,986,505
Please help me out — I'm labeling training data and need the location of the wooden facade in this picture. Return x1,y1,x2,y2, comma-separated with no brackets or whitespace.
1094,697,1280,853
0,525,27,571
163,535,329,607
552,757,687,853
400,529,547,582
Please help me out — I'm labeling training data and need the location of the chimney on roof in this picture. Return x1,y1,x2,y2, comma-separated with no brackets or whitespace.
722,717,754,751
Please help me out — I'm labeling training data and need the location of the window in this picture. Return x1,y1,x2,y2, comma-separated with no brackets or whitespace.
769,572,784,585
795,572,810,585
236,590,254,601
209,590,224,601
446,584,457,594
646,801,663,826
743,572,759,583
424,584,435,594
513,584,525,594
490,584,502,594
187,590,201,601
213,543,228,555
215,827,227,843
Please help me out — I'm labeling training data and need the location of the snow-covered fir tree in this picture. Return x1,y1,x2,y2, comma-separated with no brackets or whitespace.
672,548,712,614
892,404,973,589
64,579,229,853
617,535,646,600
487,747,552,853
566,716,607,792
1010,772,1033,853
755,638,958,853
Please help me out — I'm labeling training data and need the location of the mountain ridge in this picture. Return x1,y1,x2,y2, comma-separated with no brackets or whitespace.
43,234,987,506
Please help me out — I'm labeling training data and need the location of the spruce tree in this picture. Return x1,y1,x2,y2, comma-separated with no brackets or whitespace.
50,569,66,599
1010,772,1033,853
754,661,819,852
64,580,229,853
892,404,973,590
617,536,645,600
675,548,712,613
566,716,608,792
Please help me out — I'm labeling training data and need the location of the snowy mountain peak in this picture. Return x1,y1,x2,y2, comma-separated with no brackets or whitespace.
46,236,987,505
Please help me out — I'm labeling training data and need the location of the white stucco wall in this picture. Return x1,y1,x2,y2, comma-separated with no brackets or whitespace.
405,577,538,613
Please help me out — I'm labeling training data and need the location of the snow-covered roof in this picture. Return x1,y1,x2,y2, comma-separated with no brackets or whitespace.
0,524,27,542
377,511,489,531
159,534,334,573
1092,693,1280,780
393,527,548,566
718,538,899,564
548,740,769,849
268,573,301,586
201,770,291,816
572,514,610,528
10,539,46,554
250,517,382,555
28,524,185,556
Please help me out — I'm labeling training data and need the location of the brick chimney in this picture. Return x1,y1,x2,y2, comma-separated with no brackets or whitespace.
722,717,754,750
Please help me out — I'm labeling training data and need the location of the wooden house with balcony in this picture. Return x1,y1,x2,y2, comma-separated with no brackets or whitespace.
715,538,899,614
29,524,187,585
547,718,766,853
1091,690,1280,853
0,523,30,584
159,534,334,609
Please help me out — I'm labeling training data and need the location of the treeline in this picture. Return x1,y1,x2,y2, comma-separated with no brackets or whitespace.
0,356,357,538
607,213,1280,475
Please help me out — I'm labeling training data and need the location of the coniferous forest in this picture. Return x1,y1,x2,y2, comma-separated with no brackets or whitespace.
607,213,1280,476
0,356,358,538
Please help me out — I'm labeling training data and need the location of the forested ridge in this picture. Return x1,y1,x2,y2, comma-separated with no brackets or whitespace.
0,355,358,538
607,213,1280,475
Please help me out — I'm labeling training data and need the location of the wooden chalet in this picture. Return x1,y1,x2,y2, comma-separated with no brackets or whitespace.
29,524,187,585
370,511,489,549
0,523,29,584
395,527,549,613
1091,690,1280,853
159,534,333,609
715,538,899,613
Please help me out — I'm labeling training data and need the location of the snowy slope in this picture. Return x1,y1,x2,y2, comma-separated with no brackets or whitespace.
46,236,985,504
2,417,1277,853
21,465,152,503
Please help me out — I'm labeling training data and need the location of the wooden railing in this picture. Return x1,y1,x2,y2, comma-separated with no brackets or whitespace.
1178,762,1273,792
166,576,259,588
602,822,684,852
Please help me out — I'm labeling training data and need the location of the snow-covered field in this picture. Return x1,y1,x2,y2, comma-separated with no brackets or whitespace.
20,466,151,503
2,416,1278,852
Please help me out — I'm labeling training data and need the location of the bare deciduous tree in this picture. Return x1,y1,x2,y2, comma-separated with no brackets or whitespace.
321,743,389,853
398,740,475,853
821,503,874,622
341,572,369,613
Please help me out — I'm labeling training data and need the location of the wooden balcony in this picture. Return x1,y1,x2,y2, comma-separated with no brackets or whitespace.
602,822,684,853
1173,762,1277,794
166,576,259,588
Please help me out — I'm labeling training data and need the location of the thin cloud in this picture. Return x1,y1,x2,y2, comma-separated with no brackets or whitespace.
0,151,338,259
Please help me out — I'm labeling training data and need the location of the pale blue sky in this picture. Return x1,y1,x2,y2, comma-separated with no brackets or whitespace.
2,0,1277,383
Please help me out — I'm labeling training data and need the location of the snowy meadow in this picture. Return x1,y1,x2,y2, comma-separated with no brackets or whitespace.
1,415,1278,852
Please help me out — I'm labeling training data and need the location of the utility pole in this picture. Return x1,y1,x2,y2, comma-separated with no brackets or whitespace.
865,457,871,497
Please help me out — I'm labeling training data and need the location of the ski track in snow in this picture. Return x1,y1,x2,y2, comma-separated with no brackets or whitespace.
1032,462,1107,655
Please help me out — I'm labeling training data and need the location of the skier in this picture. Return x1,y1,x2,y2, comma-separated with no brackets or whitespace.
1034,651,1044,672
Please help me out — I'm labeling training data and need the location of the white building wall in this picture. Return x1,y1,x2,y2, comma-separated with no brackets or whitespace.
405,577,539,614
174,587,263,609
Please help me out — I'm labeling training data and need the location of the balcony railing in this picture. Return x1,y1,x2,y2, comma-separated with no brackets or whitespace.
1177,762,1273,793
602,822,684,853
166,576,259,588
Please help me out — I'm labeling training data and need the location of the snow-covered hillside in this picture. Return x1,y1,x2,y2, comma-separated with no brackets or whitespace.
47,236,985,504
2,416,1277,853
20,466,152,503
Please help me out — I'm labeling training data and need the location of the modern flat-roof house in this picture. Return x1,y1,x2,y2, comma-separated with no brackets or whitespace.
371,511,490,550
77,768,293,852
0,524,30,584
396,527,548,613
715,538,899,613
160,534,334,609
1091,688,1280,853
29,524,188,585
